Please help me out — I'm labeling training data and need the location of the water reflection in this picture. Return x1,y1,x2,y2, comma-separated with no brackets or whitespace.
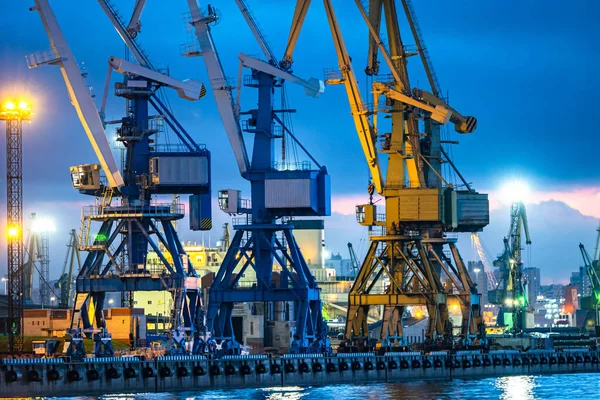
495,375,537,400
52,373,600,400
262,386,307,400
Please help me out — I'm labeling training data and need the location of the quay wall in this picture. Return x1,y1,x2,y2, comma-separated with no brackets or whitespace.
1,349,598,397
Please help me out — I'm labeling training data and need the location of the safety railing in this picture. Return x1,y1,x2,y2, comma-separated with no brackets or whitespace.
82,202,185,219
274,161,312,171
151,143,207,153
26,47,62,68
323,68,343,82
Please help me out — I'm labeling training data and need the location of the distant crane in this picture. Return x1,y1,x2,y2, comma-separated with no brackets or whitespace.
579,224,600,335
220,223,231,252
471,233,499,290
22,213,53,307
55,230,81,309
490,202,532,332
347,243,360,278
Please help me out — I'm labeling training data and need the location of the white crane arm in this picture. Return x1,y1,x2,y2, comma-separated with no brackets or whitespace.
185,0,250,176
108,57,205,101
239,53,324,98
29,0,124,189
126,0,147,38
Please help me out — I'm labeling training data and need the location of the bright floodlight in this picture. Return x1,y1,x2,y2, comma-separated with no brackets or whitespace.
499,179,531,204
7,226,20,238
0,98,32,120
32,217,56,233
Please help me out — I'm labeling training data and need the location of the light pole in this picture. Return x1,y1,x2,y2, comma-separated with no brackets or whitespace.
1,98,32,353
1,276,7,295
49,296,55,337
156,300,164,335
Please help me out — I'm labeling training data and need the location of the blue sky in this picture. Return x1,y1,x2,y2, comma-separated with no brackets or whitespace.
0,1,599,284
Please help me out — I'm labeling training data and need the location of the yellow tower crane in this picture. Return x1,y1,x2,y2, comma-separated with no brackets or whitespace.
281,0,489,348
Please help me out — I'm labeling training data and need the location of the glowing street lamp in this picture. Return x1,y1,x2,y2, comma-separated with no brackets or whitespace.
7,226,20,238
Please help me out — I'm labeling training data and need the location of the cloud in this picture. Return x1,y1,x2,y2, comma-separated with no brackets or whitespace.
488,185,600,219
327,189,599,285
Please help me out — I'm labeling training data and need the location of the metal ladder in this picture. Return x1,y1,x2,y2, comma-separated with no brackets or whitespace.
78,208,91,250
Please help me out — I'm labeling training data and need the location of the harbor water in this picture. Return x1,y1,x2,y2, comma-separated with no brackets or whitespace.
24,373,600,399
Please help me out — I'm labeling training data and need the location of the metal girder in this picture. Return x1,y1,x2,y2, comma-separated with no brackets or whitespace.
349,293,431,306
210,288,320,303
75,276,180,292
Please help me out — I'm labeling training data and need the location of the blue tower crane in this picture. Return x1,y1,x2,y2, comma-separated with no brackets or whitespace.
29,0,211,357
184,2,330,354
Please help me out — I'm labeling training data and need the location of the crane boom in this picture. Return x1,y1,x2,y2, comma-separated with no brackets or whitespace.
322,0,383,194
372,82,451,124
239,53,324,97
28,0,124,189
594,224,600,262
413,88,477,134
234,0,278,66
185,0,250,176
97,0,150,67
126,0,147,38
354,0,404,90
471,233,498,289
281,0,312,70
400,0,441,97
108,56,205,101
347,242,360,277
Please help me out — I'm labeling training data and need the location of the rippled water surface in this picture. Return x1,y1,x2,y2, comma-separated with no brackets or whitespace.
43,373,600,400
